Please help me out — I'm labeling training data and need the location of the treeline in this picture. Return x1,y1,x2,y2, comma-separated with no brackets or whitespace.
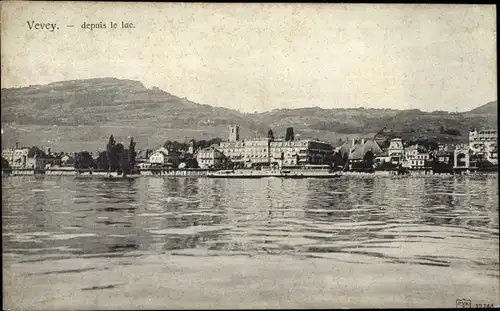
439,126,461,136
74,135,137,173
163,137,222,152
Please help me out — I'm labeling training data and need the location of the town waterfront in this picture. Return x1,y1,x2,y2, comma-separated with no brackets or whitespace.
3,175,499,309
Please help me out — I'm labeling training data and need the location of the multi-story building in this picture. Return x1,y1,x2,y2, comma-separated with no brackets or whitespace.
243,138,272,166
219,125,333,168
469,129,497,165
270,139,333,167
454,144,471,169
149,147,180,167
488,146,498,165
403,145,430,169
2,149,15,165
437,143,455,153
219,125,271,167
26,154,62,169
2,147,30,168
387,138,405,164
435,150,453,164
219,137,271,167
196,146,225,169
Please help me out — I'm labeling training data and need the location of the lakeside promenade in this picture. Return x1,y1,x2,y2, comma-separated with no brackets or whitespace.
1,167,497,177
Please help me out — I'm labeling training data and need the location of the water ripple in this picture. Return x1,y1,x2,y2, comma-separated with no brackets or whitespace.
2,175,499,278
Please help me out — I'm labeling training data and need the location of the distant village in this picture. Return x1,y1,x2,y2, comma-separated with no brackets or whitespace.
1,125,498,174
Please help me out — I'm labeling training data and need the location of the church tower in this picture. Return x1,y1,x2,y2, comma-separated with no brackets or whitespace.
229,125,240,142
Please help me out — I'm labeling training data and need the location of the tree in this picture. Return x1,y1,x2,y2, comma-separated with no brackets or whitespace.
95,151,109,170
194,138,222,150
379,139,390,150
194,139,207,150
119,149,131,174
74,151,93,169
106,135,116,171
444,128,461,136
268,129,275,140
208,137,222,147
285,127,295,141
163,140,173,150
110,143,125,171
342,152,349,165
363,150,375,169
186,158,199,168
128,137,136,168
28,146,46,158
2,157,10,169
332,152,344,168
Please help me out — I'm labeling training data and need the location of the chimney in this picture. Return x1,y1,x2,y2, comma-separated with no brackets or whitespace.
15,142,19,149
351,138,355,146
361,138,365,145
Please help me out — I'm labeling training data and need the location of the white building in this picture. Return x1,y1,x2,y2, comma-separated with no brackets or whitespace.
469,129,497,165
26,154,62,169
2,147,29,168
61,154,75,166
149,147,180,167
219,125,333,168
271,139,333,167
454,144,471,169
196,146,225,169
387,138,405,164
2,149,15,164
219,124,271,168
403,145,430,169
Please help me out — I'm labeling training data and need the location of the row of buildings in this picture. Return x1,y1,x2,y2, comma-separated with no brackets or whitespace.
335,128,497,170
194,125,498,170
2,144,72,169
196,125,334,169
2,126,497,171
137,126,334,170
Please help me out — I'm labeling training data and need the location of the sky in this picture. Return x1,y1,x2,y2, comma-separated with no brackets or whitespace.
1,2,497,113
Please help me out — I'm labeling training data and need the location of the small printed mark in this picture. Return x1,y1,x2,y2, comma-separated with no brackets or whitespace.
81,283,123,291
456,298,472,308
28,266,110,276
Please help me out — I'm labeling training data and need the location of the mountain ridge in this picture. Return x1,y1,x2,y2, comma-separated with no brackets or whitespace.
1,78,497,151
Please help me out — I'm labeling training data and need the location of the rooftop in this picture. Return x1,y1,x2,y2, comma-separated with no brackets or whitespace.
348,139,383,160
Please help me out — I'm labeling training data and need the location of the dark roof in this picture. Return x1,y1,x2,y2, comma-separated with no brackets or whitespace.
349,139,383,160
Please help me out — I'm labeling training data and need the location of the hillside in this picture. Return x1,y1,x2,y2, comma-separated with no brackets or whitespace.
464,100,497,115
1,78,267,151
255,104,497,143
1,78,497,151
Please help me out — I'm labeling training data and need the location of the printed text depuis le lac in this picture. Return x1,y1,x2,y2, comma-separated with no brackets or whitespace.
81,21,135,30
26,21,135,32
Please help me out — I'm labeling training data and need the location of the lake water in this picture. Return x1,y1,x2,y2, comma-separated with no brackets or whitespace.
2,175,499,309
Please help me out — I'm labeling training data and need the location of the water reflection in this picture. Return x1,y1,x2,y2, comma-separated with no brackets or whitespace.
2,175,498,275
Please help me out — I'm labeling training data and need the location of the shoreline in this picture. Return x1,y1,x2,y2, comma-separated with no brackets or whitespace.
1,168,498,178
